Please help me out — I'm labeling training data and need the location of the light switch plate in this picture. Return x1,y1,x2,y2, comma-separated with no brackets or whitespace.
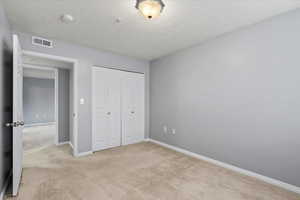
80,98,85,105
163,126,168,133
172,129,176,135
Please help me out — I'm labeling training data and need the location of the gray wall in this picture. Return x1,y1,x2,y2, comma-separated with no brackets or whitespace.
15,32,150,153
23,77,55,124
0,0,12,194
150,9,300,187
58,69,69,143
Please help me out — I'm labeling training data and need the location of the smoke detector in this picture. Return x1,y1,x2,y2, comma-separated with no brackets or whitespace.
60,14,75,24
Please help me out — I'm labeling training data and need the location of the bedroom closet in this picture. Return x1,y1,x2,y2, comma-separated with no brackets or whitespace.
92,67,145,151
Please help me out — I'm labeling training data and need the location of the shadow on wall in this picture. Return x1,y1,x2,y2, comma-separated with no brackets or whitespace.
0,40,13,190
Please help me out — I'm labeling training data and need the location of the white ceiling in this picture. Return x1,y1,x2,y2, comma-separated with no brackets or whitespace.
3,0,300,60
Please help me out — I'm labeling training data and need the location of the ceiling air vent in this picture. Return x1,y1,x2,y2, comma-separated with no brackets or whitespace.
32,36,53,48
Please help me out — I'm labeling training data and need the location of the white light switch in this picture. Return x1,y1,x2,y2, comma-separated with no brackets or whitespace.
172,129,176,135
163,126,168,133
80,98,85,105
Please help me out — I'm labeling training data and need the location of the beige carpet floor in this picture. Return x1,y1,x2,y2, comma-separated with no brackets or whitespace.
23,125,55,153
6,142,300,200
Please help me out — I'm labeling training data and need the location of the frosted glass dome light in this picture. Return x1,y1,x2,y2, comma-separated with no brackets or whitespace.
136,0,165,19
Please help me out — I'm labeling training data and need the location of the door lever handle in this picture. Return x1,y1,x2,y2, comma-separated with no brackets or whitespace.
16,121,25,126
5,122,17,127
5,121,24,127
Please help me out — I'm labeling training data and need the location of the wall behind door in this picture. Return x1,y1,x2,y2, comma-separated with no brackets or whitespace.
23,77,55,125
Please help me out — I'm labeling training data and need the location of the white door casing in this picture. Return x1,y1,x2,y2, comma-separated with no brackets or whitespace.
12,34,24,196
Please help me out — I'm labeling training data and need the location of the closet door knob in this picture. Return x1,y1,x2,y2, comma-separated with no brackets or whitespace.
107,112,111,115
131,111,135,114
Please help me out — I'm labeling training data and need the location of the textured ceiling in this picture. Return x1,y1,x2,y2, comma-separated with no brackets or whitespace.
3,0,300,60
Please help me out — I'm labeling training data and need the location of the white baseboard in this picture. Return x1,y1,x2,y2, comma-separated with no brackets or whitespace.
57,142,75,157
75,151,93,157
69,142,74,150
143,138,150,142
148,139,300,194
57,141,70,146
0,171,12,200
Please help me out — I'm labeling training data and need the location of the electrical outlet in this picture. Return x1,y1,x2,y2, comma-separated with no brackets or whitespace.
163,125,168,133
172,129,176,135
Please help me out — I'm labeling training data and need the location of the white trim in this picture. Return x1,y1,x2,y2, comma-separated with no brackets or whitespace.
22,50,79,157
91,67,95,152
0,171,12,200
75,151,93,157
148,139,300,194
73,60,79,157
23,50,78,63
54,68,59,145
23,63,56,72
69,142,74,150
57,141,70,146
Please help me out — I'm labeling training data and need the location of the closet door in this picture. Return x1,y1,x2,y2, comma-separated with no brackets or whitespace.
121,72,145,145
92,67,121,151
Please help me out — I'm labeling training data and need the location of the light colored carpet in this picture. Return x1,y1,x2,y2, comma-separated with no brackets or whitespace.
6,142,300,200
23,125,55,153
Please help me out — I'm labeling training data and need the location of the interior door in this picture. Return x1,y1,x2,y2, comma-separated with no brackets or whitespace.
92,67,121,151
121,72,145,145
12,34,24,196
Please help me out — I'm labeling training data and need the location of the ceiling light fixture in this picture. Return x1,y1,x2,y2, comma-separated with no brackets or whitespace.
135,0,165,19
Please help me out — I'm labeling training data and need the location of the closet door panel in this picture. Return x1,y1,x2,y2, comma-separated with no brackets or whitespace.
108,73,121,148
122,73,145,145
92,67,121,151
92,69,110,151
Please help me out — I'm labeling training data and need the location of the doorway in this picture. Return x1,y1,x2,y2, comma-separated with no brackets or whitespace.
10,35,79,196
21,52,78,155
22,65,58,153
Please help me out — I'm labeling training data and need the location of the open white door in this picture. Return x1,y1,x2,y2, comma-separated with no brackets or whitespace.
12,34,24,196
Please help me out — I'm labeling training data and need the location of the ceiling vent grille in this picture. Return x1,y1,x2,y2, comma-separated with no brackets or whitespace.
32,36,53,48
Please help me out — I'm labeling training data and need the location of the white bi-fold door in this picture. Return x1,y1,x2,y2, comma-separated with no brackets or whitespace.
121,72,145,145
92,67,145,151
92,67,121,151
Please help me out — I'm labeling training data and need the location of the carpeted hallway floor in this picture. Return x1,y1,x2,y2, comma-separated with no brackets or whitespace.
23,125,56,153
6,142,300,200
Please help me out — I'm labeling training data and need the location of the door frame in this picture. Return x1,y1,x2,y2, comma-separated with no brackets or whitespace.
22,50,79,156
22,64,59,145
